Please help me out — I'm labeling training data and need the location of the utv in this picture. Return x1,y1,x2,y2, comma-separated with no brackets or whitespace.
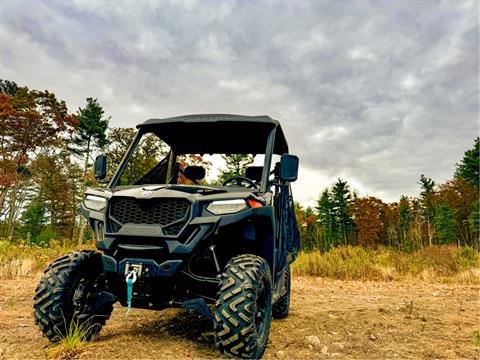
33,114,300,359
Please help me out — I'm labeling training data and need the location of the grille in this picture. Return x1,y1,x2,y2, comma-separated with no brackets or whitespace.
109,198,190,235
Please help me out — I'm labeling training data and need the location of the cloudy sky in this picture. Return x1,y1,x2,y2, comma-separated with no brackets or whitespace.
1,0,478,206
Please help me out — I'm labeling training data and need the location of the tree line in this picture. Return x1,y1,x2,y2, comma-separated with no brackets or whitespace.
296,138,479,251
1,79,478,250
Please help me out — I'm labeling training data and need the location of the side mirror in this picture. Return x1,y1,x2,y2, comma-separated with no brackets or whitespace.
279,154,299,182
94,155,107,180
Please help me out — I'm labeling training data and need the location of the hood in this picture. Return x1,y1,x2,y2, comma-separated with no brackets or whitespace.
85,184,258,203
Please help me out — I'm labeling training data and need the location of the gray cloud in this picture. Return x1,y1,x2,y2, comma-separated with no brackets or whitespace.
1,0,478,205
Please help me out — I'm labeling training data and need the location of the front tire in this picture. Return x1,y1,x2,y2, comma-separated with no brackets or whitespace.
33,251,113,342
214,254,273,359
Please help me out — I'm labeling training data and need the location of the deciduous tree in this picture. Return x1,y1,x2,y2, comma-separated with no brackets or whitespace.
0,82,76,239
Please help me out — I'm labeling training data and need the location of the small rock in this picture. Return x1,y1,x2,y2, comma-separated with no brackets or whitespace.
308,344,313,349
321,346,329,354
305,335,321,348
275,350,285,358
332,342,344,349
369,334,377,341
331,353,341,358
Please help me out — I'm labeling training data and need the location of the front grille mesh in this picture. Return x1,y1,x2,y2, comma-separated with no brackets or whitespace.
109,198,190,236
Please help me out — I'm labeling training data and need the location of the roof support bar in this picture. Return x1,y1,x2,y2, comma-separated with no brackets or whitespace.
261,128,276,193
109,130,143,188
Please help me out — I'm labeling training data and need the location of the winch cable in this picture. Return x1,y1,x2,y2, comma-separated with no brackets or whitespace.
125,269,137,328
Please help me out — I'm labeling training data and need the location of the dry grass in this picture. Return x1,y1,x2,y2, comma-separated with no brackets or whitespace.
1,241,478,284
0,240,94,279
292,245,480,283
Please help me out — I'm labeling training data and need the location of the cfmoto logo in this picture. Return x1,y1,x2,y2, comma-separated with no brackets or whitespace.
141,191,153,197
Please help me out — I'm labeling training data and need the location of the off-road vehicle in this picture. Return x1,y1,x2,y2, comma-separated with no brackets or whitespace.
33,114,300,358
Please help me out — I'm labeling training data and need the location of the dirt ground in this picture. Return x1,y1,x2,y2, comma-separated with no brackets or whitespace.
0,274,478,359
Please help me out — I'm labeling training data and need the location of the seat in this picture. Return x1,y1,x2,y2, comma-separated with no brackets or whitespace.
245,166,263,183
184,166,205,181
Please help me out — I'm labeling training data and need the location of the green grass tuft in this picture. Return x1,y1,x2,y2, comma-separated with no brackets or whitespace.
472,330,480,348
49,315,97,359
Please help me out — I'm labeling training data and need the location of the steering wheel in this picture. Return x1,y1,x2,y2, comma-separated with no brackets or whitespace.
222,176,258,189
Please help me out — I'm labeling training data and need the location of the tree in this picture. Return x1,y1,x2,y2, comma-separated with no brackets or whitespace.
295,203,320,251
71,98,110,179
20,196,47,240
0,84,77,239
315,179,355,247
71,98,109,243
436,178,478,246
418,174,436,246
468,201,479,249
331,179,355,246
380,202,401,248
0,79,19,96
216,154,254,185
352,197,384,247
455,137,479,190
398,196,411,246
316,189,335,247
29,152,83,244
434,205,455,245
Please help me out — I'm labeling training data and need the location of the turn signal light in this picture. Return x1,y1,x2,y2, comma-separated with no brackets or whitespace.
247,199,263,208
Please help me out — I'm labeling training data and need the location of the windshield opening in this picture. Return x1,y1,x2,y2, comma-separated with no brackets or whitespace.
112,131,270,188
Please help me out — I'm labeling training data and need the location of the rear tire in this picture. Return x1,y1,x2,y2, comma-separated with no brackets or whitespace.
33,251,113,342
214,254,272,359
272,265,291,319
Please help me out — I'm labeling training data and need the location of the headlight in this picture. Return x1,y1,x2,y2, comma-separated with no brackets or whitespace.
207,199,247,215
84,195,107,211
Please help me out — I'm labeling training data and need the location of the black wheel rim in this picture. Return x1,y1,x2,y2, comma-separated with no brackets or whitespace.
71,275,99,327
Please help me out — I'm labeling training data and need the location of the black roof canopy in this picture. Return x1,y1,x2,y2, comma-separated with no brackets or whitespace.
137,114,289,154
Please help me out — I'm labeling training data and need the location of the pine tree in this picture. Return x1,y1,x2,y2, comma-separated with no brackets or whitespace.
216,154,254,185
418,174,436,246
455,137,479,190
398,196,411,247
70,98,109,243
434,205,455,244
316,189,335,248
331,179,355,246
71,98,110,178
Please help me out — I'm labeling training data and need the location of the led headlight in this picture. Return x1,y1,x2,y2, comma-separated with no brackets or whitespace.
84,195,107,211
207,199,247,215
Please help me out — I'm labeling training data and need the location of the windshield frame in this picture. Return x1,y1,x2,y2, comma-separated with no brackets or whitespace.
108,127,277,193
